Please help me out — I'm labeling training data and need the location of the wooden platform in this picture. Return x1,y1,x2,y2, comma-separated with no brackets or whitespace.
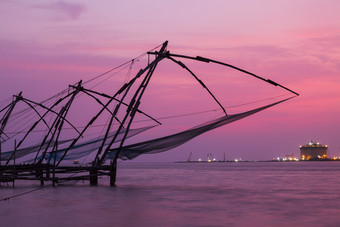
0,163,116,186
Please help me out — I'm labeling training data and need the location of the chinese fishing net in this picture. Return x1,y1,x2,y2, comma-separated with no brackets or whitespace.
106,97,292,160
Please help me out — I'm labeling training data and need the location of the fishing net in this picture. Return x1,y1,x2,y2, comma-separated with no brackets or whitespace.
1,125,155,163
106,98,291,160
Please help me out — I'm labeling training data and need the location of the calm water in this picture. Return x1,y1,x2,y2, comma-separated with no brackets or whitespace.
1,161,340,227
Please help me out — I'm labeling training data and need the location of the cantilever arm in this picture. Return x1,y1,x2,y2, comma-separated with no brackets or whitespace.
147,52,299,96
71,86,162,125
20,99,51,132
15,92,75,149
166,56,227,116
76,89,123,125
0,102,14,114
22,97,81,135
74,86,162,125
0,103,14,140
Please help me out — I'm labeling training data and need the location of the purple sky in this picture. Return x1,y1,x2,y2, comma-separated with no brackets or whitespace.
1,0,340,161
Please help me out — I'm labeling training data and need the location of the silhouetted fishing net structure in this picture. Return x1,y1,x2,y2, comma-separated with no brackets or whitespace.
0,41,298,186
1,125,155,163
107,98,292,160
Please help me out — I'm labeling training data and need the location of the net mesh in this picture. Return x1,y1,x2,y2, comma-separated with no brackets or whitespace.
106,98,291,160
1,125,155,163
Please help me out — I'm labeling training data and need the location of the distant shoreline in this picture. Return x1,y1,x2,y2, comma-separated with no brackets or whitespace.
175,159,340,163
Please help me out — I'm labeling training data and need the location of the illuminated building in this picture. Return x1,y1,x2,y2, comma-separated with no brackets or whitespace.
300,141,328,160
284,154,295,161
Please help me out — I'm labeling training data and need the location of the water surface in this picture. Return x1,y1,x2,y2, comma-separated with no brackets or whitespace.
1,162,340,227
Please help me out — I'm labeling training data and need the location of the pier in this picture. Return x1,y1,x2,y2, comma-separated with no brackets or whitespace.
0,164,116,186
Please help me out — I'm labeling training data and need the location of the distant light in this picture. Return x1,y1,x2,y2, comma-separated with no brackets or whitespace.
234,159,238,162
213,158,216,161
198,158,202,162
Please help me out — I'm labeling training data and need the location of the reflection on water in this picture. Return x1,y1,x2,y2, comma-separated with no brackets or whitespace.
1,162,340,227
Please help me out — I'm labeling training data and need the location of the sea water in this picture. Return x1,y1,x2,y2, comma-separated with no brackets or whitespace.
1,161,340,227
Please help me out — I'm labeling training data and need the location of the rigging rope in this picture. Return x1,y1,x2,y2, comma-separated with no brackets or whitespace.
0,185,45,202
83,43,163,86
0,43,163,129
1,42,299,164
2,93,291,136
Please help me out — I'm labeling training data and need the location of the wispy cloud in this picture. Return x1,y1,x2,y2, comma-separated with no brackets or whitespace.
33,1,86,20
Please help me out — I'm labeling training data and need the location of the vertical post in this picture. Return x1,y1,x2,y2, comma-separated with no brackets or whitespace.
13,140,16,188
52,163,55,186
52,143,58,187
40,167,44,186
110,160,117,186
90,165,98,185
0,138,2,166
0,139,2,181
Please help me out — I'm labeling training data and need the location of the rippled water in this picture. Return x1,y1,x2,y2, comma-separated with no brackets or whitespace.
1,161,340,227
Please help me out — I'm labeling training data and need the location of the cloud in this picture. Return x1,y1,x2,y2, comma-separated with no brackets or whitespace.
33,1,86,20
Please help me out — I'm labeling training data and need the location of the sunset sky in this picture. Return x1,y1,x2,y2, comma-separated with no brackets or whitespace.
1,0,340,161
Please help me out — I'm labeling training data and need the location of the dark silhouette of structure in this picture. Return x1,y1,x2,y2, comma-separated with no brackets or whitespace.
0,41,299,186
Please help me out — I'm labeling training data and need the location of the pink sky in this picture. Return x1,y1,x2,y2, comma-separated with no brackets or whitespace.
1,0,340,161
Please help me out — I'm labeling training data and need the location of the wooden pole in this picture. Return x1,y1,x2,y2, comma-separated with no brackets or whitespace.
0,138,2,167
40,167,44,186
110,160,117,186
97,41,168,177
13,140,16,188
89,169,98,185
0,138,2,182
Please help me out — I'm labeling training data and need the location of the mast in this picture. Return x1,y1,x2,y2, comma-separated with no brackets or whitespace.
187,151,192,162
32,81,82,165
0,92,23,165
93,41,168,185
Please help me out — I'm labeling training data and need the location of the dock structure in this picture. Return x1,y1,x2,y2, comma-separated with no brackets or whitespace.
0,164,115,186
0,41,299,187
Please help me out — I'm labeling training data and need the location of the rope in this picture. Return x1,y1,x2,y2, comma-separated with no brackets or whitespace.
131,93,291,122
0,185,45,202
227,93,291,109
83,43,163,86
0,43,163,128
3,93,291,136
0,170,82,202
87,63,131,90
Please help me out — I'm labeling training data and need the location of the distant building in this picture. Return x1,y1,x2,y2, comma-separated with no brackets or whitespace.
300,141,328,160
284,154,295,161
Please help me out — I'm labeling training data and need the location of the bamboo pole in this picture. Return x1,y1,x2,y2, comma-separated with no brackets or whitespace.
13,140,16,188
